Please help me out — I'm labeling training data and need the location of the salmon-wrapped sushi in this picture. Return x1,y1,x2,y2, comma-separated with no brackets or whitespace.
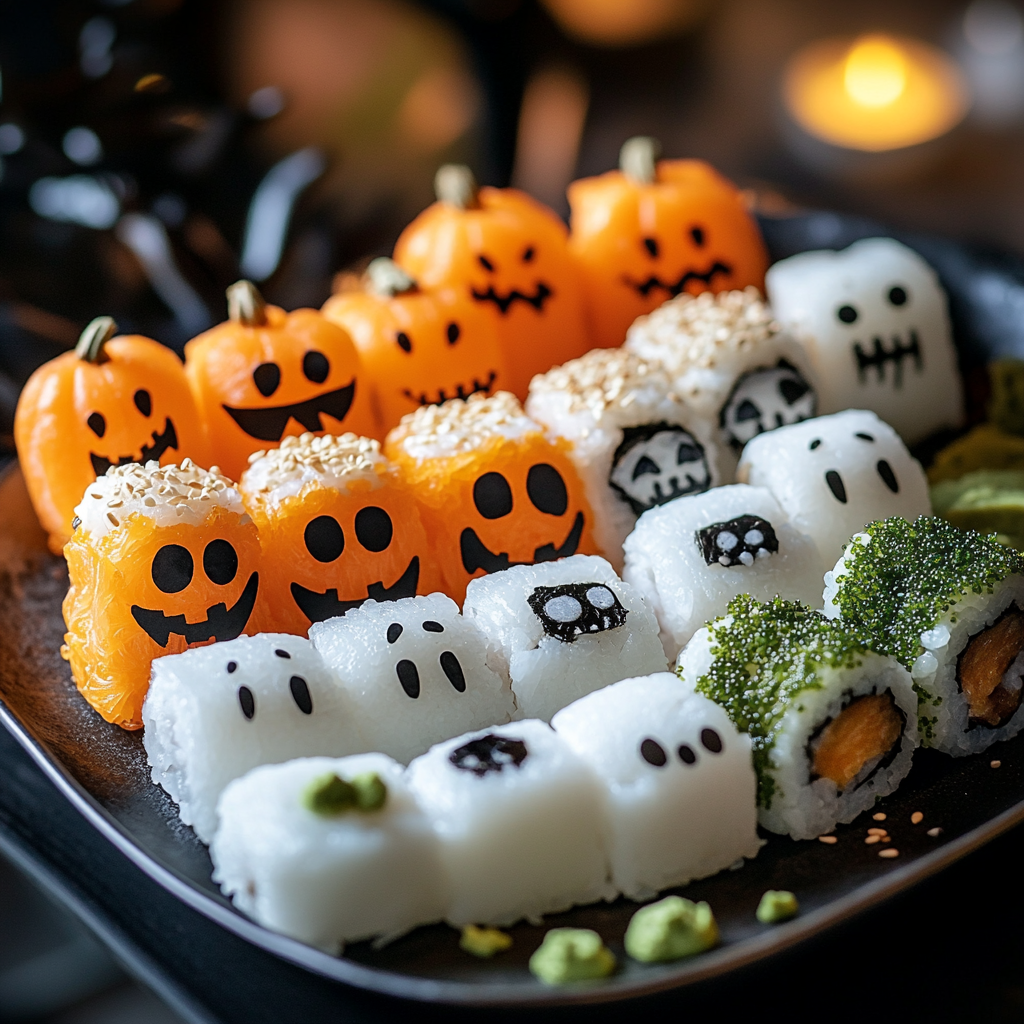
384,392,599,602
240,432,443,635
62,459,261,729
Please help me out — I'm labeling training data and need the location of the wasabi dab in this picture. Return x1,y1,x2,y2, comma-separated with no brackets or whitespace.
301,771,387,816
624,895,719,962
460,925,512,958
529,928,616,985
756,890,799,924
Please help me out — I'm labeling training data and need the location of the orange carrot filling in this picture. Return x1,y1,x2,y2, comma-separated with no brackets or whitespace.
812,693,903,791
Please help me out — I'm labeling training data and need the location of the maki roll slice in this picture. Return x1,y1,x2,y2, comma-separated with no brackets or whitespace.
823,516,1024,754
677,596,919,840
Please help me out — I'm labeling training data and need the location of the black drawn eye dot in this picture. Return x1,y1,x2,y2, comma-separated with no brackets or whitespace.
387,622,403,644
354,506,393,552
809,439,822,450
690,226,705,246
446,322,460,345
302,350,330,384
643,237,659,258
527,463,568,516
396,331,413,354
440,650,466,692
423,620,444,632
87,412,106,438
473,472,513,519
877,459,899,493
678,744,697,765
304,515,344,562
238,685,255,720
837,305,858,325
396,659,420,698
133,389,152,416
275,649,291,659
253,362,281,397
203,539,238,585
640,737,668,767
888,285,908,306
152,544,193,593
825,470,847,503
700,727,723,753
522,246,535,262
289,675,313,714
478,254,495,272
226,661,237,674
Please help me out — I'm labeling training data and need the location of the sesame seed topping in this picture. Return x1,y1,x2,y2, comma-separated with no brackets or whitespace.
872,812,887,821
878,848,899,859
817,835,837,844
911,811,924,824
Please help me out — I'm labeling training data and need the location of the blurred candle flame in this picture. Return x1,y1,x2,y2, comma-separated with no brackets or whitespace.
844,35,907,108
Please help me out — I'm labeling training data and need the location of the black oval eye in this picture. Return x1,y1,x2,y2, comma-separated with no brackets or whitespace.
151,544,194,593
87,412,106,438
522,246,535,262
289,675,313,714
354,506,393,552
825,470,848,504
643,237,659,258
473,472,513,519
203,539,238,585
837,305,858,324
888,285,908,306
397,659,420,698
527,463,568,516
700,728,723,753
640,737,668,767
227,661,238,673
387,622,403,644
396,331,412,354
133,389,152,416
690,226,705,246
253,362,281,397
440,651,466,692
446,322,460,345
302,350,329,383
478,254,495,272
304,515,344,562
678,744,697,764
238,685,255,720
877,459,899,493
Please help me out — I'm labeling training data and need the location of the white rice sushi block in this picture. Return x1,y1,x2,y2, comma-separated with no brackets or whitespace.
737,409,931,570
765,237,964,445
525,349,722,568
406,720,612,926
463,555,667,722
211,753,447,951
143,633,363,842
823,516,1024,755
308,593,513,764
622,483,825,659
551,673,760,900
677,596,920,840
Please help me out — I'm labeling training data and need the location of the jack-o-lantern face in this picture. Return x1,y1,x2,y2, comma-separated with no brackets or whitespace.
184,281,378,480
322,259,508,434
568,137,769,349
14,317,211,554
392,165,590,398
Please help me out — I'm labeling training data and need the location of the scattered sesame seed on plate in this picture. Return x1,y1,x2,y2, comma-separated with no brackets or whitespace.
865,835,880,845
867,827,887,836
911,811,924,824
878,848,899,859
872,812,886,821
927,827,943,837
817,835,837,844
991,760,1002,768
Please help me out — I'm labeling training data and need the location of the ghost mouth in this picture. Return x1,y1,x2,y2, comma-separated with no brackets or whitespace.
90,417,179,477
131,571,259,647
402,371,498,407
853,331,922,386
460,512,585,575
290,556,420,624
624,261,732,299
222,381,355,442
471,281,552,315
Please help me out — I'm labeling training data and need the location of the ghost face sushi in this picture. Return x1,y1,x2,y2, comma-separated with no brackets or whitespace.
62,460,260,729
211,754,447,950
143,633,364,842
765,237,964,446
463,554,667,722
737,409,931,570
677,596,919,840
308,593,514,763
823,516,1024,755
406,720,612,926
240,432,442,635
525,348,722,568
552,673,759,900
622,483,825,659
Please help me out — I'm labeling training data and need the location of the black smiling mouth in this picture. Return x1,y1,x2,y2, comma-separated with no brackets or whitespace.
222,381,355,442
90,417,179,478
402,371,498,407
290,556,420,624
459,512,585,575
131,571,259,647
471,281,552,315
624,261,733,299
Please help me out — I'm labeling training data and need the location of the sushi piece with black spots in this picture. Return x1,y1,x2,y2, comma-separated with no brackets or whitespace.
527,581,627,642
696,514,779,567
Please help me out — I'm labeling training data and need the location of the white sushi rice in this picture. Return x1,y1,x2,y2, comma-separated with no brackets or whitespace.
552,673,760,900
463,555,667,722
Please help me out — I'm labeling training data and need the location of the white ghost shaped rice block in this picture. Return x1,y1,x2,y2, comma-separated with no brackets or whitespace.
210,753,447,951
406,720,613,926
622,483,825,659
737,409,931,570
308,594,514,764
552,673,760,900
765,237,964,445
143,633,364,842
463,555,667,722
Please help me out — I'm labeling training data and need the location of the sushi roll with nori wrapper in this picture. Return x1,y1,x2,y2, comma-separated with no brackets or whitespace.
525,349,722,569
552,674,760,900
143,633,365,842
463,555,667,722
211,754,447,950
622,483,825,659
823,516,1024,754
309,593,514,763
406,720,613,927
677,596,919,840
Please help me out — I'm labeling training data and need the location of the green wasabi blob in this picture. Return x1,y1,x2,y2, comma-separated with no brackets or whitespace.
302,771,387,816
624,896,719,963
351,771,387,811
988,359,1024,436
756,890,799,924
459,924,513,958
528,928,616,985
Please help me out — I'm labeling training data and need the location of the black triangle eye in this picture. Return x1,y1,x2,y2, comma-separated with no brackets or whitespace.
253,362,281,397
522,246,535,262
478,254,495,272
87,412,106,437
446,322,460,345
133,389,152,416
396,331,412,353
690,226,705,246
527,463,567,515
632,455,660,480
643,237,659,258
302,350,329,383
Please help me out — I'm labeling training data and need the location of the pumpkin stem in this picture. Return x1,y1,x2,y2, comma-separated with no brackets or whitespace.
620,136,661,185
435,164,480,209
227,280,268,327
75,316,117,364
366,257,418,298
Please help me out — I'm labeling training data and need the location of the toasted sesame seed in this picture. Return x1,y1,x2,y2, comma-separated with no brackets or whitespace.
106,512,118,526
865,835,880,845
817,835,837,844
878,848,899,859
911,811,924,825
991,760,1002,768
927,827,943,837
867,827,887,836
872,812,886,821
881,836,891,843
